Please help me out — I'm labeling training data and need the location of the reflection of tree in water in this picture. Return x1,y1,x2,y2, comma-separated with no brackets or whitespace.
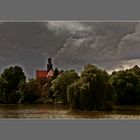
1,104,22,118
2,111,20,118
0,104,140,119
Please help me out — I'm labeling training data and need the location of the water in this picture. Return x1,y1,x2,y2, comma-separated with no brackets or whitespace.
0,104,140,120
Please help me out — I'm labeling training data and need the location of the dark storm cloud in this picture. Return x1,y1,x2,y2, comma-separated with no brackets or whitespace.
0,22,69,77
0,21,140,77
47,22,138,72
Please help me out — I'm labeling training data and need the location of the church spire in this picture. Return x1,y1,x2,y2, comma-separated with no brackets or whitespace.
47,57,53,72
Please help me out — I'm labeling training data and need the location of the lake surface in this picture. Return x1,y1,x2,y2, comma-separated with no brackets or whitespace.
0,104,140,120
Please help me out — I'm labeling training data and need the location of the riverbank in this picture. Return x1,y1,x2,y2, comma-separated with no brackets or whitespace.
0,104,139,119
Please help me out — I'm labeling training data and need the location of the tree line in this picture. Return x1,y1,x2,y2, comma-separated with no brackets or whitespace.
49,64,140,110
0,64,140,110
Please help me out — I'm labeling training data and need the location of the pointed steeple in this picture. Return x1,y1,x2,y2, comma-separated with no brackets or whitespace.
47,57,53,72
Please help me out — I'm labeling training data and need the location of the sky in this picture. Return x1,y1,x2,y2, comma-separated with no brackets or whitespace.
0,21,140,77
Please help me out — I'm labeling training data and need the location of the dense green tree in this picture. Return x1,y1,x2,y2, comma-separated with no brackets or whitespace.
21,78,40,103
67,64,114,110
50,70,79,104
109,69,140,105
130,65,140,76
0,66,26,103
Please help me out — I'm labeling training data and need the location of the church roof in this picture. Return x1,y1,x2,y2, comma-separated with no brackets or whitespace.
36,70,48,78
36,69,55,78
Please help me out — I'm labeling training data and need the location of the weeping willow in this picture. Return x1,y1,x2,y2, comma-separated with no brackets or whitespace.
67,64,114,111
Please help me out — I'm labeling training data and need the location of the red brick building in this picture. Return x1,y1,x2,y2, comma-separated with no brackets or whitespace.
36,58,54,97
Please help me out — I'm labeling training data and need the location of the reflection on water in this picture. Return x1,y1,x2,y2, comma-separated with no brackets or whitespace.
0,104,140,120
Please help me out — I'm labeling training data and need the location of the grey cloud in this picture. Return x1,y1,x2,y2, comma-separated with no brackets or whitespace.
50,22,137,72
0,22,139,77
0,56,6,63
47,22,92,35
116,22,140,66
0,22,69,77
118,33,140,60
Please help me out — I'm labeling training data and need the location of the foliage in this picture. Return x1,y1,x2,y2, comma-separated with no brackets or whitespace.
109,68,140,105
67,64,114,110
20,78,40,103
1,64,140,109
50,70,79,104
0,66,26,103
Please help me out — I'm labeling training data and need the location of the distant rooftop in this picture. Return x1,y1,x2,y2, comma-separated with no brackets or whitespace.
36,70,48,78
36,69,54,78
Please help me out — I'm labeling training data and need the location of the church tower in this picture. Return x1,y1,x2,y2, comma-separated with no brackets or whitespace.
47,57,53,72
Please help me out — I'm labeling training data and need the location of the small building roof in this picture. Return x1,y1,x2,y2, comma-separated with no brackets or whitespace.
36,70,48,78
36,69,62,79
